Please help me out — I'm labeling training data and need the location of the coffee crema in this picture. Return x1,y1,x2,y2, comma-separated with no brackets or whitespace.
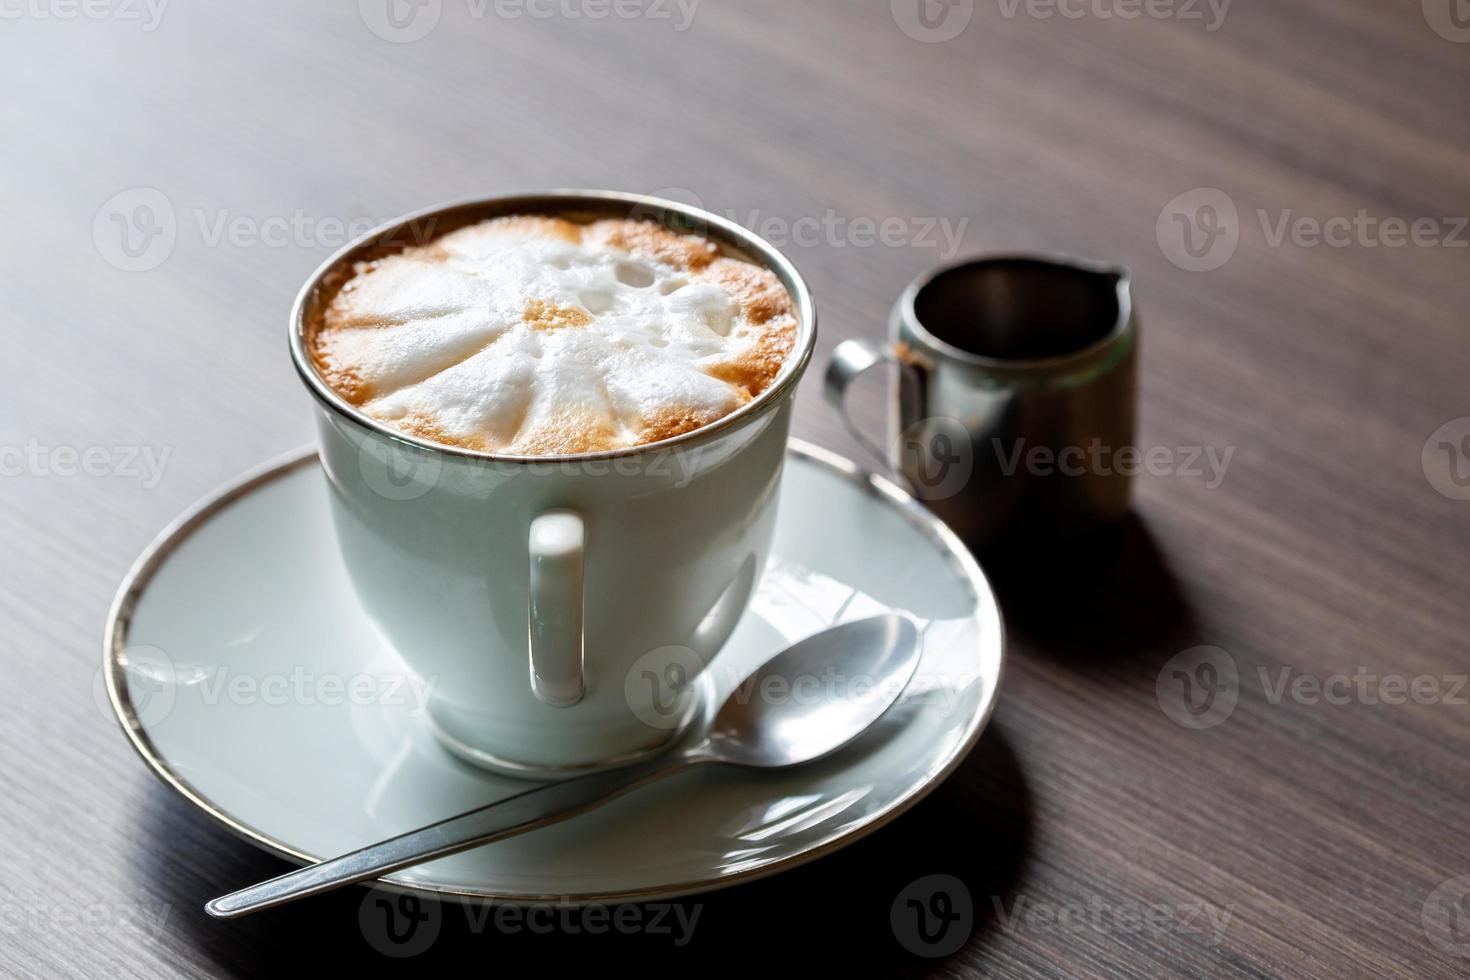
306,215,798,455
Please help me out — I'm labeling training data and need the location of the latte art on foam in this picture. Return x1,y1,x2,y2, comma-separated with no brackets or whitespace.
308,216,798,455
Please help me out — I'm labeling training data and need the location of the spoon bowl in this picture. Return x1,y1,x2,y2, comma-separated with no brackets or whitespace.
207,613,922,918
704,615,921,768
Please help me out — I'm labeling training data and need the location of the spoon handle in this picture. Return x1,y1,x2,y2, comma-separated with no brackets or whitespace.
205,755,699,918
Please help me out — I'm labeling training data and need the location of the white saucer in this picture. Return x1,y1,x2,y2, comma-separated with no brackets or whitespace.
104,440,1004,905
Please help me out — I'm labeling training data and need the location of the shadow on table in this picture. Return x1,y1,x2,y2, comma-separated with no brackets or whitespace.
128,726,1031,975
978,513,1199,671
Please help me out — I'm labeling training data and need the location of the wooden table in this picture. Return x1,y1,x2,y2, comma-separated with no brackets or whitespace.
4,0,1468,975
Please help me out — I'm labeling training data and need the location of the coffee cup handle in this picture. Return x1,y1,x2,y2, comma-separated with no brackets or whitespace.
528,511,585,708
825,338,911,474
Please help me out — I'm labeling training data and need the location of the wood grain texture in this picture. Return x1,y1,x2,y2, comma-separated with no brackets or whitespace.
1,0,1467,975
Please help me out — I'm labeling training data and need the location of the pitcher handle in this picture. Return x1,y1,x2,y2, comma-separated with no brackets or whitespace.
823,338,901,471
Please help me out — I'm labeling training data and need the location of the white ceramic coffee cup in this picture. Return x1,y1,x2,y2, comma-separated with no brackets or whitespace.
290,191,817,777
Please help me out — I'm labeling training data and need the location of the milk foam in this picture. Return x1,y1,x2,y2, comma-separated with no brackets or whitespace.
309,216,798,454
